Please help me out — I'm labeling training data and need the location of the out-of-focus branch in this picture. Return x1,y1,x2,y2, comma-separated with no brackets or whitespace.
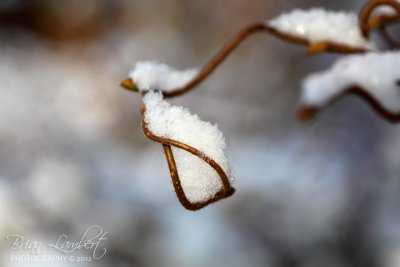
298,86,400,123
359,0,400,38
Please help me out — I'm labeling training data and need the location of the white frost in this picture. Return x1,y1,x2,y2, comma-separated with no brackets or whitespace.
267,8,375,50
300,51,400,112
143,91,233,203
129,61,198,92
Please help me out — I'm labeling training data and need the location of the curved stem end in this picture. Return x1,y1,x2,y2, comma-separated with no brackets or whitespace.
121,78,139,93
297,106,318,122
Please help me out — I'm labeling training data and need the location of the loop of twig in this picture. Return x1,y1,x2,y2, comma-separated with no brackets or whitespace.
359,0,400,38
120,5,400,210
141,107,235,210
298,86,400,123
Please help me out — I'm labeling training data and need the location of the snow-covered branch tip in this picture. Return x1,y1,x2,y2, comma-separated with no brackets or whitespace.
120,12,378,99
298,51,400,123
119,0,400,210
141,91,235,210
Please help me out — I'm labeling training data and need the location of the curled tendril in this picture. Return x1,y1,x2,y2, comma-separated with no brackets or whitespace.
140,105,235,211
118,3,400,210
359,0,400,38
121,22,368,99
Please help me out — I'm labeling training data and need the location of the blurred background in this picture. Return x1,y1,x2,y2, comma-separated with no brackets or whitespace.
0,0,400,266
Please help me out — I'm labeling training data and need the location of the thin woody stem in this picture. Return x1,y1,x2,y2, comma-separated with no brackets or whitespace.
298,86,400,123
141,111,234,210
359,0,400,38
162,144,234,210
121,23,274,96
161,23,367,98
347,87,400,122
122,22,368,97
162,22,272,98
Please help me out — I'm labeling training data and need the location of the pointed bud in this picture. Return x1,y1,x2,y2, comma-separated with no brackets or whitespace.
120,78,138,92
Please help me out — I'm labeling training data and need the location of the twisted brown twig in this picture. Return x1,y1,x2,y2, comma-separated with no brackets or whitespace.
119,5,400,210
297,86,400,123
121,22,368,98
141,106,235,211
296,0,400,123
359,0,400,38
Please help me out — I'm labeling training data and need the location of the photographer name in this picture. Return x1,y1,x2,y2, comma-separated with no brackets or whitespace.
6,225,107,260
